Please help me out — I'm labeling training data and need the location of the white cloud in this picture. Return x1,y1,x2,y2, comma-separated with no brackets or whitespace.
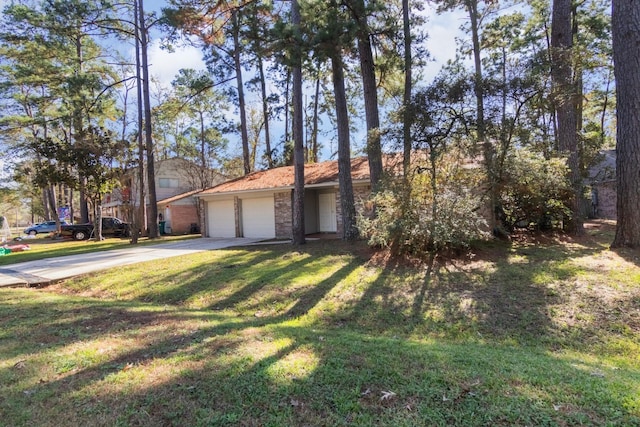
146,40,207,88
420,9,467,81
427,11,464,64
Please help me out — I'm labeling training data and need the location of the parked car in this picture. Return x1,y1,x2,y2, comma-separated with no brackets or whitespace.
24,220,68,236
60,217,131,240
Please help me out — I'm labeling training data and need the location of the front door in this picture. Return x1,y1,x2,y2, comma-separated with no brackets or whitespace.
318,193,337,232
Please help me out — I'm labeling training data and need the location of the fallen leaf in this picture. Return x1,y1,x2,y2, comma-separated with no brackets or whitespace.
380,391,396,401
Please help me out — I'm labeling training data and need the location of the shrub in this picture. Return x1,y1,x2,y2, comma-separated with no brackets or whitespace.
359,151,489,256
498,149,573,230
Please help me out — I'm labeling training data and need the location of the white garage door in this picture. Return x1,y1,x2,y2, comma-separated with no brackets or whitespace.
207,200,235,237
241,197,275,238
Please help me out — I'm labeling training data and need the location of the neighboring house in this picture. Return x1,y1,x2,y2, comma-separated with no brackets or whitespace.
157,190,201,235
196,157,375,239
587,149,616,219
102,157,225,233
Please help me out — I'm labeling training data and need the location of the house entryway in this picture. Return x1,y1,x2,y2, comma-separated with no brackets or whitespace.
318,193,337,233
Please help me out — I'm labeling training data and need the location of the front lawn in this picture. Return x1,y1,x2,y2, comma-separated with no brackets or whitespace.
1,221,638,426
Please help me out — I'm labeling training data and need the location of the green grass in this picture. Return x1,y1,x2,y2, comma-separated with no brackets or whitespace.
0,234,199,267
0,221,638,426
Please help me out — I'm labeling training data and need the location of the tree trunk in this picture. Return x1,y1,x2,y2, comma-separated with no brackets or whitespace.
467,0,485,142
42,188,51,221
257,55,273,168
331,50,358,241
139,0,158,238
133,0,144,243
402,0,412,178
551,0,583,233
46,185,57,225
351,0,382,191
73,35,90,223
291,0,305,245
93,201,103,241
232,10,251,175
311,73,321,163
611,0,640,247
284,68,291,164
199,110,206,169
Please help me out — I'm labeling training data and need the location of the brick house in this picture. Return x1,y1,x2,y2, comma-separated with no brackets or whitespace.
196,157,374,239
102,157,225,233
588,150,617,219
157,190,201,235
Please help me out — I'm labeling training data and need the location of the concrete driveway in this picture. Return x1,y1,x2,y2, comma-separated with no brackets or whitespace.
0,237,265,288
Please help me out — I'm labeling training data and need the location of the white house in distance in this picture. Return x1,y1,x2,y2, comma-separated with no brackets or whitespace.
196,157,375,239
102,157,225,234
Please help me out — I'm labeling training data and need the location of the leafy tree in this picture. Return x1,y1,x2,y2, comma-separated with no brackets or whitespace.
164,0,254,175
437,0,500,234
0,0,121,226
166,68,229,187
243,1,277,168
73,126,126,240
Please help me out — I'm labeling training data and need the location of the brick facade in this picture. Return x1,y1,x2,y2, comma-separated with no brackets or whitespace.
275,191,293,239
335,185,371,237
166,203,199,234
592,181,616,219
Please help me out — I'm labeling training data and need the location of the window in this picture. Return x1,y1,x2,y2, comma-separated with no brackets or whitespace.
159,178,179,188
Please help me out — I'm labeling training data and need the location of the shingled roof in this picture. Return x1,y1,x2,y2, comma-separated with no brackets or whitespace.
198,157,374,195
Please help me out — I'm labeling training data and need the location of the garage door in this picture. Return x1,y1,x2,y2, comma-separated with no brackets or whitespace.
207,200,235,237
241,197,275,238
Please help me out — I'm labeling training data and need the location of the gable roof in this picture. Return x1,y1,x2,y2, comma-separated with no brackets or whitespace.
588,149,616,183
198,157,373,195
157,189,201,205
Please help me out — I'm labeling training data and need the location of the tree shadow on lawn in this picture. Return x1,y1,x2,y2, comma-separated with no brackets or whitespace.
122,249,282,306
5,315,638,426
611,245,640,269
416,232,638,348
207,252,319,312
340,231,622,348
0,259,360,403
3,237,639,425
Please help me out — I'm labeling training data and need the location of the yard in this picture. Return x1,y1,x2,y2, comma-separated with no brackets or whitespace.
1,221,638,426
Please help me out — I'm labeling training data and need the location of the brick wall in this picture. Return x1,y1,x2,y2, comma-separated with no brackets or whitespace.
593,181,617,219
167,203,199,234
335,184,371,237
275,191,293,239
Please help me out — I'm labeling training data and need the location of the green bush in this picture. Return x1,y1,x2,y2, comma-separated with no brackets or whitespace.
498,149,573,230
359,152,488,256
